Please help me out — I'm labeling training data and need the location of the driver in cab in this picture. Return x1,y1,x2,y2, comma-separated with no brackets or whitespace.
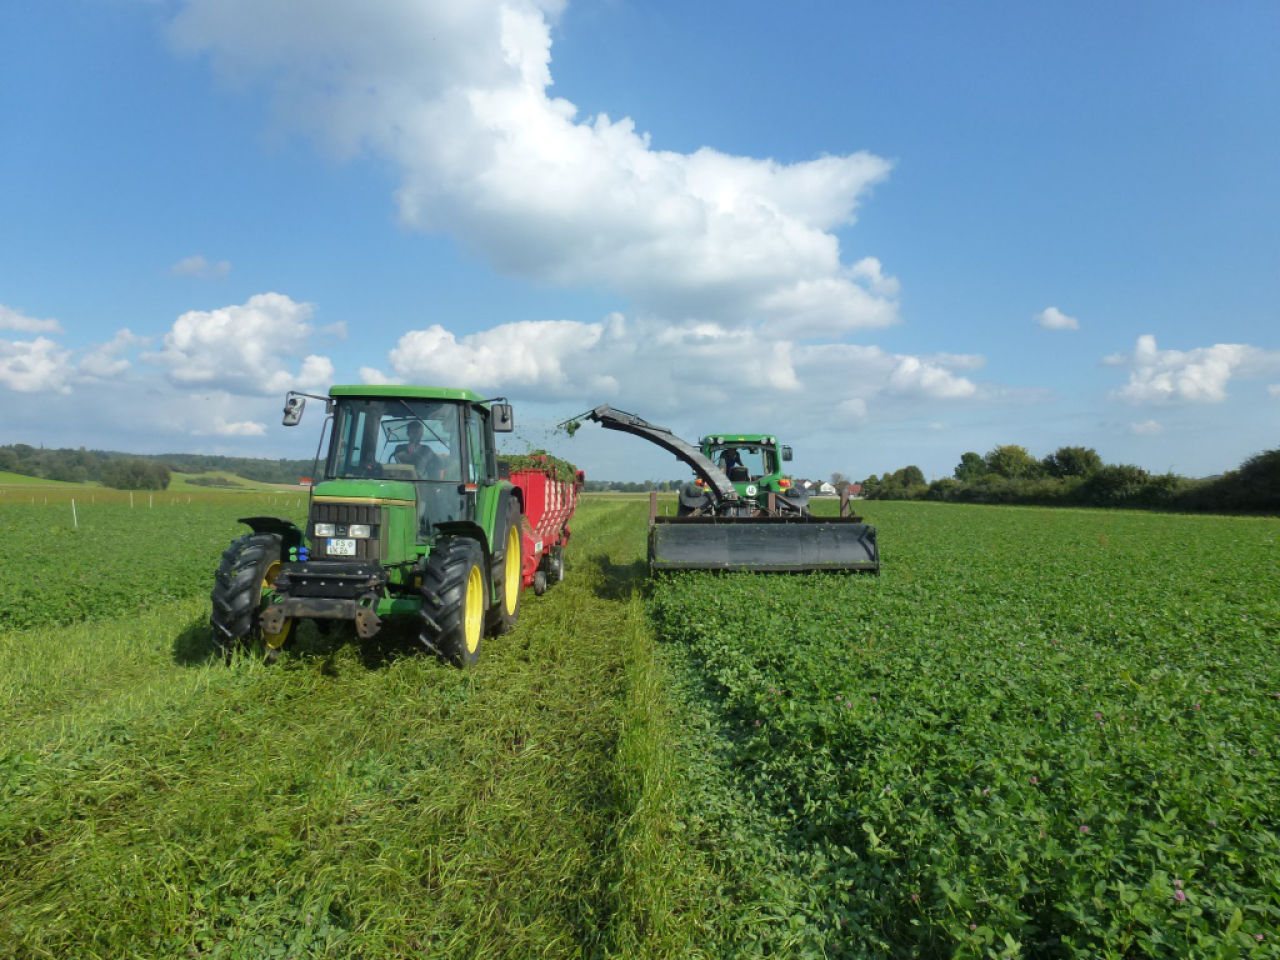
392,421,446,479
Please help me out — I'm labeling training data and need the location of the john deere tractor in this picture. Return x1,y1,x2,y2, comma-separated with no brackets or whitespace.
210,385,525,666
676,432,809,516
580,406,878,573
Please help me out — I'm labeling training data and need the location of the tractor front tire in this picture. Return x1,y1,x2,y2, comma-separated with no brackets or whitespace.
211,533,283,657
486,499,524,637
421,538,487,667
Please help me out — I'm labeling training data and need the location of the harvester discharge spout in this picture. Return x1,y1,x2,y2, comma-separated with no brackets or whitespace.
575,405,880,574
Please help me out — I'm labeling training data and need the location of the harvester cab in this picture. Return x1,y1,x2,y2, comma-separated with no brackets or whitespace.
577,405,879,574
210,386,580,667
685,433,808,516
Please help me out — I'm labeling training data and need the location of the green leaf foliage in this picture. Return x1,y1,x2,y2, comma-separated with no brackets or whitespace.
500,450,580,484
650,500,1280,958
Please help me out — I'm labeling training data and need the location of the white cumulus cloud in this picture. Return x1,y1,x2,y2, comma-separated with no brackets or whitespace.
0,304,62,334
79,329,150,380
144,292,334,395
1035,306,1079,331
0,337,74,393
1107,334,1280,404
368,312,981,428
171,255,232,279
204,417,268,437
168,0,897,333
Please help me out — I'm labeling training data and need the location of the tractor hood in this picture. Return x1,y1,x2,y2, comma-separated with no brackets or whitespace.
312,479,417,502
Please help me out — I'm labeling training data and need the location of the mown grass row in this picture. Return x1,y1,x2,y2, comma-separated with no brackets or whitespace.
0,495,776,959
650,502,1280,958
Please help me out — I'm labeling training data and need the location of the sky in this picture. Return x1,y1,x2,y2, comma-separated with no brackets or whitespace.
2,0,1278,483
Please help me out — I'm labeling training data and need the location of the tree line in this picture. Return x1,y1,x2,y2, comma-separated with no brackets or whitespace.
0,444,313,491
861,444,1280,513
582,479,684,493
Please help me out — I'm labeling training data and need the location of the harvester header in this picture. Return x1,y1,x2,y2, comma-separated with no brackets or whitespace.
574,405,879,574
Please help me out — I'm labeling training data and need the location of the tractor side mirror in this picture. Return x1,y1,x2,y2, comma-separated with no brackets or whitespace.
283,395,306,426
781,445,793,462
491,403,514,433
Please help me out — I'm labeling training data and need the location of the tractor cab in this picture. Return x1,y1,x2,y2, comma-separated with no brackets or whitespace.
700,433,794,501
325,395,479,537
286,386,513,566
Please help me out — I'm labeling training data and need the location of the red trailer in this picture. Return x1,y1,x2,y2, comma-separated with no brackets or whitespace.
507,456,584,594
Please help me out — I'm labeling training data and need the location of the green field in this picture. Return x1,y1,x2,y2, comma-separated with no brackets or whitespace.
1,495,1277,958
0,471,82,488
166,471,305,493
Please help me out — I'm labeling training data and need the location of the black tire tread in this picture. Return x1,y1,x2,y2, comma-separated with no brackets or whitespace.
210,533,281,651
486,499,523,636
420,538,484,666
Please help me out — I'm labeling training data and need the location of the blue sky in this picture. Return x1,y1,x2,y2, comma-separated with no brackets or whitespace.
2,1,1277,482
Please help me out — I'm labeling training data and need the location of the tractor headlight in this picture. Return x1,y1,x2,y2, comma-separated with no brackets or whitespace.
348,524,372,539
315,522,336,537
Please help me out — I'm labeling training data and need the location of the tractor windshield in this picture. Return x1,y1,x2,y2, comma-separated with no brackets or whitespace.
328,398,463,482
327,398,472,534
709,443,776,482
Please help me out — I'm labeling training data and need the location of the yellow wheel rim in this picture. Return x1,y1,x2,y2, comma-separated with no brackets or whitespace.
504,524,522,616
464,563,484,654
261,560,292,650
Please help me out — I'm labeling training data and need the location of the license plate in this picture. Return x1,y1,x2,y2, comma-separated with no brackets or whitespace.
327,538,357,556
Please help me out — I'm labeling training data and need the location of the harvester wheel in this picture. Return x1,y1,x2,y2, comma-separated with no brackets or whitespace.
210,533,285,658
486,499,524,636
547,545,565,584
421,538,487,667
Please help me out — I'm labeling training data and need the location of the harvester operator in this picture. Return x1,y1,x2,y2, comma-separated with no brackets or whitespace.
718,447,749,481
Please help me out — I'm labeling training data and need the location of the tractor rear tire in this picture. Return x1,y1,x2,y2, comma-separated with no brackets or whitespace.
421,538,487,667
486,499,524,636
211,533,283,657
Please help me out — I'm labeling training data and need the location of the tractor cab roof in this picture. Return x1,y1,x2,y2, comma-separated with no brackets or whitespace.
699,433,780,446
329,384,487,404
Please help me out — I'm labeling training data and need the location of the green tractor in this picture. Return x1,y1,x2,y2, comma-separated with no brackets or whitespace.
210,385,544,666
580,406,878,573
677,432,809,516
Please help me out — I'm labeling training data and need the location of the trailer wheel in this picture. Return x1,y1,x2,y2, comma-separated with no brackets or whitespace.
421,538,487,667
486,499,524,636
548,545,565,584
210,533,287,659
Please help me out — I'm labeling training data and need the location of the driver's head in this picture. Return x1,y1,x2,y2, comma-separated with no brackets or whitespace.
407,421,424,442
